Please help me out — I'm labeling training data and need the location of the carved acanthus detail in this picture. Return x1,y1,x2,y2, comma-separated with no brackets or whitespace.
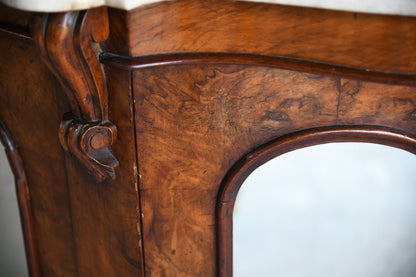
59,116,118,181
33,7,118,181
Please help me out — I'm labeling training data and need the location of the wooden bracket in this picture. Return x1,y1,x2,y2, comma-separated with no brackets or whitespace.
33,7,118,182
59,115,118,181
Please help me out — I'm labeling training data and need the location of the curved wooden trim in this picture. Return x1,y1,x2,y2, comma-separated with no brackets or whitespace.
216,125,416,277
100,52,416,86
32,8,119,182
0,120,40,277
33,9,109,120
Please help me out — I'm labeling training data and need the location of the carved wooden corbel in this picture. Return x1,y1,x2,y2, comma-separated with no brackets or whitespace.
33,7,118,182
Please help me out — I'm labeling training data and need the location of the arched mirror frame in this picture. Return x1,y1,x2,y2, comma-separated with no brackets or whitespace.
0,120,40,277
216,125,416,277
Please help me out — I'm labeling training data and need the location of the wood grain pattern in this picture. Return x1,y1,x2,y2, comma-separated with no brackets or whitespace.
0,120,40,277
0,9,145,276
106,67,146,277
33,8,109,120
132,63,416,276
38,26,144,275
0,32,77,276
33,8,119,181
2,1,416,276
217,125,416,276
60,66,144,276
120,0,416,74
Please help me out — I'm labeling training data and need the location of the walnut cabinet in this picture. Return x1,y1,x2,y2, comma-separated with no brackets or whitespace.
1,1,416,276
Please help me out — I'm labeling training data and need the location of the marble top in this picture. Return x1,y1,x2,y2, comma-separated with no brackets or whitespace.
1,0,416,16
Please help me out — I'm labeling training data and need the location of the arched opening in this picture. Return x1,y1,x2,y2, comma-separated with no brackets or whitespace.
217,126,416,276
234,142,416,276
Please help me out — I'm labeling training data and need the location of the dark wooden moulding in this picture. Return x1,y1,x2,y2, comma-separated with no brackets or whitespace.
1,1,416,276
0,121,40,277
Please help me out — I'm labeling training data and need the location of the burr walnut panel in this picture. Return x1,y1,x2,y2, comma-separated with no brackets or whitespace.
132,64,416,276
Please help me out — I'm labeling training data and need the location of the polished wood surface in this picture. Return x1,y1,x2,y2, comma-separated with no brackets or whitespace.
131,63,416,276
0,30,78,275
110,0,416,74
0,4,143,277
1,1,416,276
33,8,118,182
60,65,144,276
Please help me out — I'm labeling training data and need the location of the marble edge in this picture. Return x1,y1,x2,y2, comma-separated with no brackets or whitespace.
1,0,416,16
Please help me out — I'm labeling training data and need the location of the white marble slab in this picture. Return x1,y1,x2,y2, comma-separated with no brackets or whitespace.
0,0,163,12
1,0,416,16
249,0,416,16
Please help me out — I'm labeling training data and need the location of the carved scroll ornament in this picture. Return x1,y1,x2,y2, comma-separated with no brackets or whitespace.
33,7,118,182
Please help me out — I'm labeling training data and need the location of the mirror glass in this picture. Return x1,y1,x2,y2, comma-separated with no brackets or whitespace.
233,143,416,277
0,148,29,276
